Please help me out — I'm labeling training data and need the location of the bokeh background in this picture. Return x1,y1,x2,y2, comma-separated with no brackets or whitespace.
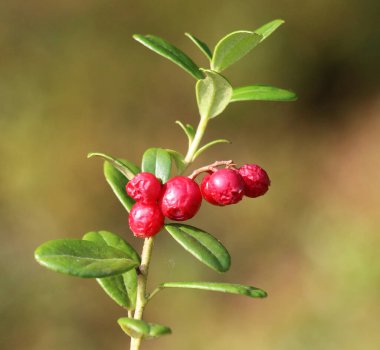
1,0,379,349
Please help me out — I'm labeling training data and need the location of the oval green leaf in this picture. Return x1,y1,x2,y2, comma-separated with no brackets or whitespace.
231,85,297,102
196,69,232,120
118,317,172,339
141,148,172,183
34,239,138,278
133,34,204,80
254,19,284,42
160,281,267,298
166,149,186,174
104,160,137,212
185,32,212,60
165,224,231,273
83,231,139,310
211,31,262,72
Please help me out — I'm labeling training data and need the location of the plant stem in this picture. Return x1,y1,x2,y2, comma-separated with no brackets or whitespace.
130,237,155,350
184,116,209,165
130,115,210,350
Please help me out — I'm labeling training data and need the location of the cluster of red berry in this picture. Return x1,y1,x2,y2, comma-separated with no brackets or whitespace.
127,163,270,238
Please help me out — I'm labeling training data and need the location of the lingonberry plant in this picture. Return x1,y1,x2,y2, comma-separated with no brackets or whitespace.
35,19,296,350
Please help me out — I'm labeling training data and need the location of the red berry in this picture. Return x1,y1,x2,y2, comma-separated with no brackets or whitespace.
126,172,162,204
238,164,270,198
159,176,202,221
129,202,164,238
201,168,244,206
200,174,219,205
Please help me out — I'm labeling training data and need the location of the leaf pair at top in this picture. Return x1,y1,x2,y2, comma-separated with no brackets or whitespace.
134,19,284,78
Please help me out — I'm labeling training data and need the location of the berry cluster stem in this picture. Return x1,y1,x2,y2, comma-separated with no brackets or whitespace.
130,115,210,350
189,160,236,180
130,237,154,350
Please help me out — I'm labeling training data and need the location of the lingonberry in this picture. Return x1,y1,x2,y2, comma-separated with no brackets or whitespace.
201,168,245,206
129,202,164,238
159,176,202,221
238,164,270,198
126,172,162,204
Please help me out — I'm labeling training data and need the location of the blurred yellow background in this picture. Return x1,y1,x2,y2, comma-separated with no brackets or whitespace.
1,1,379,349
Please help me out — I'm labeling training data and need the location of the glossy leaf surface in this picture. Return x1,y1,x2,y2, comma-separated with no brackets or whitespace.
160,281,267,298
211,31,262,72
231,85,297,102
118,317,172,339
141,148,172,183
165,224,231,273
196,69,232,119
133,34,204,79
83,231,140,309
35,239,138,278
166,149,186,174
255,19,284,42
185,32,212,60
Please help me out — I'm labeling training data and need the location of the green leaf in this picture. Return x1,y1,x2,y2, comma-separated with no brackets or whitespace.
103,160,137,212
159,281,268,298
185,32,212,60
141,148,172,183
175,121,195,148
83,231,140,309
193,139,231,160
166,149,186,174
211,31,262,72
255,19,284,42
196,69,232,120
88,152,139,180
118,318,172,339
34,239,138,278
231,85,297,102
165,224,231,273
133,34,204,80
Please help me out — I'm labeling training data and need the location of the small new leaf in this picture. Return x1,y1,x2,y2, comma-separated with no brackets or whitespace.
193,139,231,160
211,31,262,72
185,32,212,60
34,239,138,278
159,281,268,298
196,69,232,120
141,148,172,183
165,224,231,273
118,318,172,339
88,152,138,180
133,34,204,80
231,85,297,102
254,19,285,42
175,120,195,148
83,231,140,310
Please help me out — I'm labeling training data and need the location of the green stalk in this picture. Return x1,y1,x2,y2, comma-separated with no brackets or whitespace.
130,114,209,350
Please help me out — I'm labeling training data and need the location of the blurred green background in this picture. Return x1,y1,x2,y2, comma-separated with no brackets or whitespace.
1,0,379,349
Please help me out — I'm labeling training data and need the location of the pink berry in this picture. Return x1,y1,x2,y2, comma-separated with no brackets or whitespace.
238,164,270,198
159,176,202,221
126,172,162,204
201,168,244,206
129,202,164,238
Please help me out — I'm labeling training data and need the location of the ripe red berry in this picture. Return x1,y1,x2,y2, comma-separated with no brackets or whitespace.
238,164,270,198
200,174,219,205
159,176,202,221
129,202,164,238
201,168,245,206
126,172,162,204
